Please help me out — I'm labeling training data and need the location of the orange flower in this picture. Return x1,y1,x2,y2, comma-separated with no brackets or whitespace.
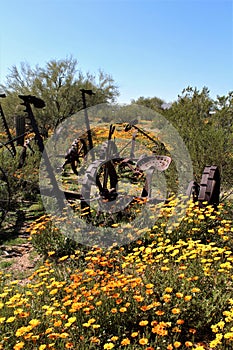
90,337,100,344
146,289,153,295
13,342,25,350
121,338,130,346
116,298,123,304
172,326,181,333
155,310,165,316
189,328,196,334
133,295,144,302
141,305,150,311
176,319,184,325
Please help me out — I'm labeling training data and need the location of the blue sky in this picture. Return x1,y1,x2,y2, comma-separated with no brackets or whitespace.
0,0,232,103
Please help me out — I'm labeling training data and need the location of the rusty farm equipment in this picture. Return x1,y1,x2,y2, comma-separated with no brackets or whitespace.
0,91,221,228
55,91,221,218
186,165,220,208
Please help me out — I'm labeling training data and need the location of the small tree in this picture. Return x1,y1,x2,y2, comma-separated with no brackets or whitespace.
0,56,119,134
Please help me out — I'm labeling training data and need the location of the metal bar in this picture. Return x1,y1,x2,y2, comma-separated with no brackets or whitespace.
80,89,95,159
0,96,16,156
18,95,66,212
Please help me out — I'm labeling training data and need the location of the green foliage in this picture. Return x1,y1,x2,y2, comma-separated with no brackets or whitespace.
132,95,165,118
0,141,42,219
29,218,78,259
136,87,233,192
0,56,119,133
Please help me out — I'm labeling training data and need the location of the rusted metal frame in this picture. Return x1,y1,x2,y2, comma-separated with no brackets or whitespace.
18,95,66,212
80,89,95,159
0,94,16,156
0,166,11,226
102,124,116,191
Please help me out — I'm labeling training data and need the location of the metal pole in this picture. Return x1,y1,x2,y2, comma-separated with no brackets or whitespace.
80,89,95,159
19,95,66,212
0,94,16,156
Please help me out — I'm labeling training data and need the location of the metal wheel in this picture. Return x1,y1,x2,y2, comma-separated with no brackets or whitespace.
198,165,220,207
81,141,120,214
0,167,11,226
70,138,88,175
63,138,88,175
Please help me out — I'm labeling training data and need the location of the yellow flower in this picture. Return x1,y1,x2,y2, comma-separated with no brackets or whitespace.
29,319,41,327
139,320,148,326
6,316,16,323
60,333,69,338
139,338,148,345
110,336,119,341
120,307,127,313
48,251,56,256
92,324,100,329
31,335,40,341
39,346,47,350
224,332,233,339
131,332,139,337
133,295,144,302
176,292,184,298
82,322,91,327
103,343,115,349
58,255,69,261
171,308,180,314
16,326,32,337
49,288,58,295
67,316,76,324
45,327,54,334
174,341,181,348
